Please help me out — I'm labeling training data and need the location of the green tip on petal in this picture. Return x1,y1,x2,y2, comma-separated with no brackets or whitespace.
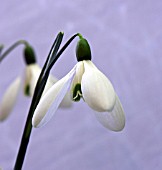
76,37,91,61
24,84,30,96
24,45,36,65
72,83,82,102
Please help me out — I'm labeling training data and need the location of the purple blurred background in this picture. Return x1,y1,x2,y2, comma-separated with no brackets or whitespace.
0,0,162,169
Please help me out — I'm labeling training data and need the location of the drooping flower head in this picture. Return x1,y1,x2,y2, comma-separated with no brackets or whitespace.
32,35,125,131
0,45,71,121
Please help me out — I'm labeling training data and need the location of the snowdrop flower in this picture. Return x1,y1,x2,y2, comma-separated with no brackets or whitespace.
32,37,125,131
0,46,71,121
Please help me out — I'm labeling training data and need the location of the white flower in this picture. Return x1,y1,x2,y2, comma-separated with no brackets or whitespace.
32,60,125,131
0,64,72,121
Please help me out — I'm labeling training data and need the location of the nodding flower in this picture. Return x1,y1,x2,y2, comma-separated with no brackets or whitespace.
32,37,125,131
0,45,72,121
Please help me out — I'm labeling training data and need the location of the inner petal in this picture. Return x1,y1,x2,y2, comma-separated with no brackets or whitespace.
72,83,82,101
70,61,84,101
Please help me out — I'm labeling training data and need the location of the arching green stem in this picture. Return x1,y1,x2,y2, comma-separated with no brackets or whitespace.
0,40,29,63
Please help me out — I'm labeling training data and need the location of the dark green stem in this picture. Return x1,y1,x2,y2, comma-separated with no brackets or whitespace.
14,33,63,170
0,40,29,62
14,32,79,170
47,33,79,71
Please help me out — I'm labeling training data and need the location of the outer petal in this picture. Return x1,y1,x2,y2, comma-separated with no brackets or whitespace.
94,94,125,131
82,60,116,112
43,74,58,95
0,77,21,121
59,91,72,108
32,66,76,128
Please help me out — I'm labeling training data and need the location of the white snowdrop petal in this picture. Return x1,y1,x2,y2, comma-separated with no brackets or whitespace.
32,66,76,128
46,74,73,108
94,94,125,131
43,74,58,95
59,91,72,108
71,61,84,88
82,60,116,112
70,61,84,100
0,77,21,121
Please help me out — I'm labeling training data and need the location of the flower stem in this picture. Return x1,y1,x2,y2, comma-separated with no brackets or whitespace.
14,32,64,170
47,33,80,71
13,32,79,169
0,40,29,63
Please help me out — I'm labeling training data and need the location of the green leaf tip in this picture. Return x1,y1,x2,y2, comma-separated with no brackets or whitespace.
60,31,64,35
24,84,30,96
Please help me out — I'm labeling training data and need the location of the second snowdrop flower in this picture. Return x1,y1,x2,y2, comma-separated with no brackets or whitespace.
0,45,71,121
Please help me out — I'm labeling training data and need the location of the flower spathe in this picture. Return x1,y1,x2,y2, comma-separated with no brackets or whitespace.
0,64,72,121
32,60,125,131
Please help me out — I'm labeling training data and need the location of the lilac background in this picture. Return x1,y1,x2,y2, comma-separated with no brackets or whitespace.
0,0,162,169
